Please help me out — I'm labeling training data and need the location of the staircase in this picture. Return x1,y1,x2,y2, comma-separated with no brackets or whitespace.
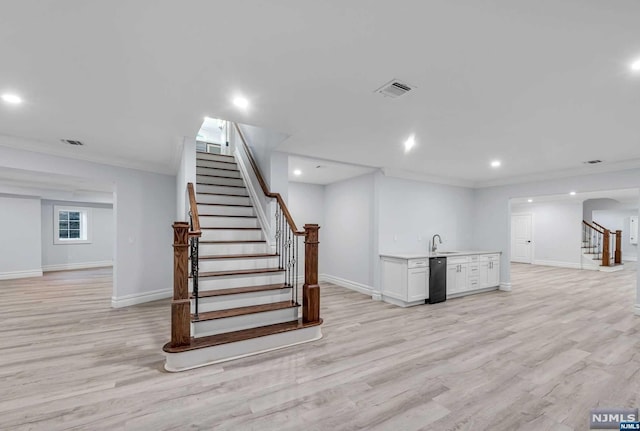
581,220,624,272
163,149,322,372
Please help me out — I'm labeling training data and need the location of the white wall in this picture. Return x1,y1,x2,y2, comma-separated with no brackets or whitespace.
592,209,638,261
0,141,175,306
41,200,114,271
511,201,583,268
0,196,42,279
176,137,196,221
288,182,325,277
472,167,640,314
322,173,375,289
378,175,475,254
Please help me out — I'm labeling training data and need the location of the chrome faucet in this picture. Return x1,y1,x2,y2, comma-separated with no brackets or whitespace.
431,234,443,253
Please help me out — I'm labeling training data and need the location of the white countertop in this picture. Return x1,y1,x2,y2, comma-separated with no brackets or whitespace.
380,250,502,259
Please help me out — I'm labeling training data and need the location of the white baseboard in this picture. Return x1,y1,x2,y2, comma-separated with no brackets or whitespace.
499,282,512,292
623,256,638,262
42,260,113,272
0,269,43,280
533,260,581,269
634,304,640,317
111,288,172,308
320,274,376,298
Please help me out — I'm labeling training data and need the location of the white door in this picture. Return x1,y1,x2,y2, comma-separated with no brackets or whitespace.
511,214,533,263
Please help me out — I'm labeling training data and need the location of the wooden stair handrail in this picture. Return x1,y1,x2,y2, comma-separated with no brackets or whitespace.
187,182,202,237
592,221,613,234
233,123,304,236
583,220,604,234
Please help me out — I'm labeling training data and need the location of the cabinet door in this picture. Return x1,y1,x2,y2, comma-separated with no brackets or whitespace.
479,261,490,288
456,264,468,292
407,268,427,301
487,262,500,287
381,259,406,300
446,265,459,294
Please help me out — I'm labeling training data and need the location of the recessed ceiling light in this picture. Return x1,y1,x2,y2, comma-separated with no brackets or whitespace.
631,59,640,72
233,96,249,109
293,169,302,176
527,199,533,203
570,191,577,196
1,93,22,104
491,160,501,168
404,135,415,153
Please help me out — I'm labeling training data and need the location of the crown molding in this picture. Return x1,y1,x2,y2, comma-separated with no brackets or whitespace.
382,167,475,188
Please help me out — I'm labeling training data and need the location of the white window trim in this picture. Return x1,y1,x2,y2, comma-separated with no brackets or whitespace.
53,205,93,245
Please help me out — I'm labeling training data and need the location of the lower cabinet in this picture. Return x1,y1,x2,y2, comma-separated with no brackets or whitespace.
447,253,501,297
381,257,429,307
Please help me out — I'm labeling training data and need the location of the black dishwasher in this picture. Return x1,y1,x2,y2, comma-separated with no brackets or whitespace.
429,257,447,304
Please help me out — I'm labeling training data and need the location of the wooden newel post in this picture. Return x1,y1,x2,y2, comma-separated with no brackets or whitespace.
303,224,320,323
615,230,622,264
602,229,610,267
171,222,191,347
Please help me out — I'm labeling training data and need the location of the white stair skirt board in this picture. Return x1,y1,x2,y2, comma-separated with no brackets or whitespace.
196,194,251,206
197,160,239,170
198,256,279,272
196,166,242,179
195,175,244,187
319,274,375,297
196,153,235,163
42,260,113,272
197,204,254,217
200,229,263,242
195,273,284,290
192,288,292,313
199,215,259,229
193,307,298,337
197,184,249,196
0,269,43,280
198,242,269,255
164,324,322,372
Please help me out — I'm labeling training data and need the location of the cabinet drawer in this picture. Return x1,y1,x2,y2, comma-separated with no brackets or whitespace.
468,265,480,274
469,255,479,263
468,277,480,290
479,253,500,262
447,256,469,265
408,259,428,269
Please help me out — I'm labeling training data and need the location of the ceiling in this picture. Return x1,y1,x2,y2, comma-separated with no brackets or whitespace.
288,155,375,185
1,1,640,185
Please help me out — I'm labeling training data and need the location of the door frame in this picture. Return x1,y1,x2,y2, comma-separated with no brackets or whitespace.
510,212,534,264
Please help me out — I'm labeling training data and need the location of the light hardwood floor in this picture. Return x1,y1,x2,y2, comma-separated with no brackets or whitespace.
1,264,638,430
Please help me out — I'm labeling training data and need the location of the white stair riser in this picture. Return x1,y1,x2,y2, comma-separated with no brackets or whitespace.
192,289,292,313
199,243,270,255
164,325,322,372
199,216,259,228
194,273,284,290
197,205,254,217
196,175,244,187
193,308,298,338
197,160,238,170
196,166,242,179
198,256,279,272
201,229,263,241
197,184,249,196
197,194,251,205
197,153,235,163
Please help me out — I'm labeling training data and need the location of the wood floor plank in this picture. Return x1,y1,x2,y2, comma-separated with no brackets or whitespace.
0,263,638,430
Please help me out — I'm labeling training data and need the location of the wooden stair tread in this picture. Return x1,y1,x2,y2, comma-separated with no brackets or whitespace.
196,192,249,198
198,214,256,218
192,283,289,298
196,151,234,158
197,203,253,208
163,318,323,353
199,240,266,244
191,301,298,322
196,158,237,165
197,182,246,189
198,267,284,277
196,173,243,179
198,253,278,260
196,165,238,172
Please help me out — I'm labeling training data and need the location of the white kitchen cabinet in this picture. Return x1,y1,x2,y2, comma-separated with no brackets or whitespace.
380,256,429,307
479,254,500,289
447,262,468,295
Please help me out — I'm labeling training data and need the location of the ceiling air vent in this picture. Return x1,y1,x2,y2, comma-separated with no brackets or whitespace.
375,79,415,98
583,160,602,165
61,139,84,146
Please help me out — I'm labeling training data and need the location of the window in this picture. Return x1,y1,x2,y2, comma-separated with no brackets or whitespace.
54,206,92,244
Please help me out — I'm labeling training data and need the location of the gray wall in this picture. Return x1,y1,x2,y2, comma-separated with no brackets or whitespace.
0,196,42,279
41,200,114,270
288,182,325,276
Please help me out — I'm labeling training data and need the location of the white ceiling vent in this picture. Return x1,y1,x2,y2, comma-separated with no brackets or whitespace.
375,79,415,98
583,160,603,165
61,139,84,146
